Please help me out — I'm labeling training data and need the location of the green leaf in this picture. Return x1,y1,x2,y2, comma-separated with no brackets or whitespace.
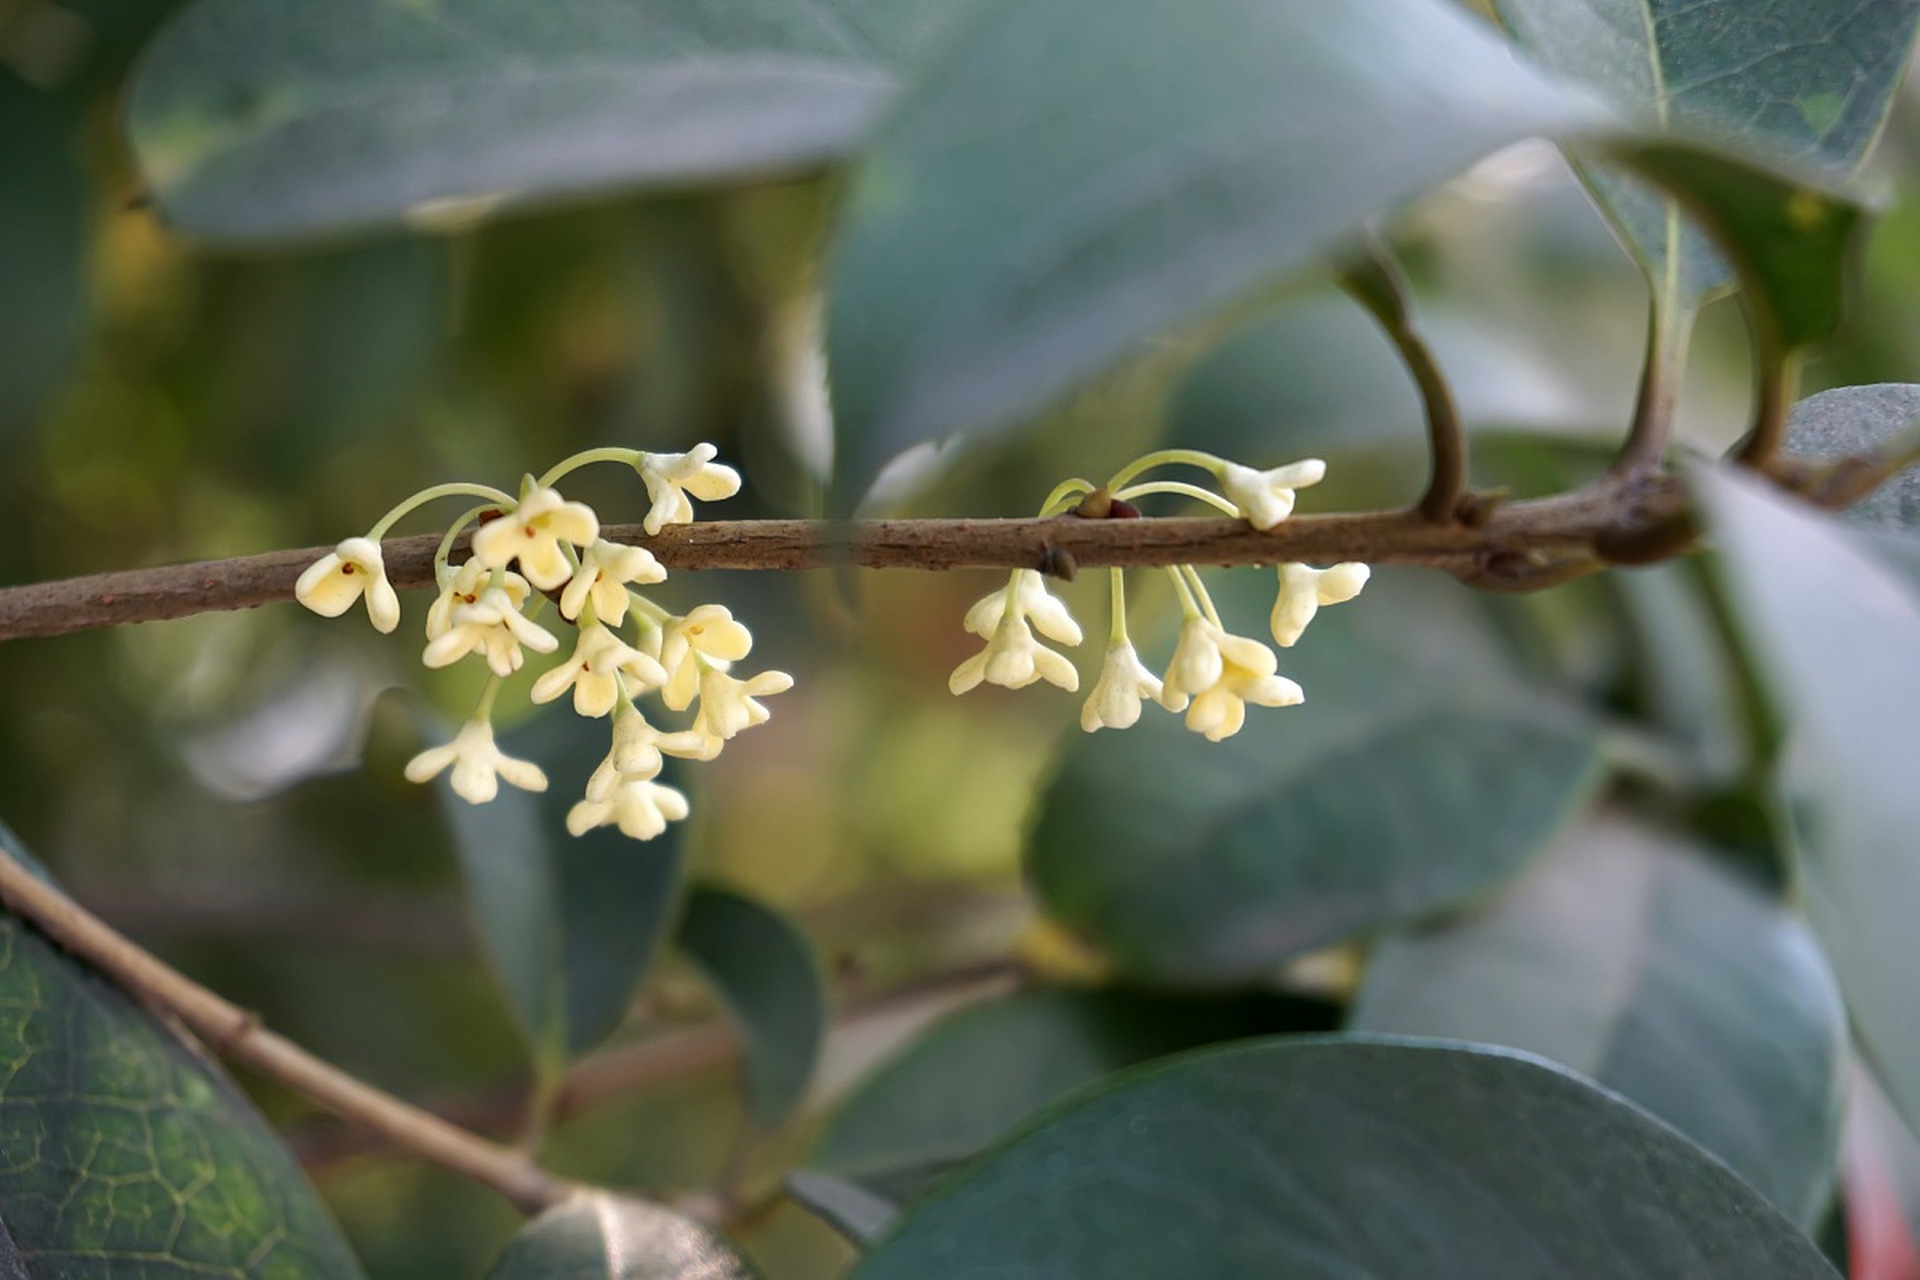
783,1171,898,1245
676,885,825,1129
1352,814,1846,1227
1697,464,1920,1141
1785,383,1920,532
825,0,1607,502
1028,572,1604,984
812,988,1336,1198
0,823,366,1278
852,1036,1841,1279
126,0,966,243
1495,0,1918,309
484,1193,759,1279
0,76,87,441
436,717,689,1071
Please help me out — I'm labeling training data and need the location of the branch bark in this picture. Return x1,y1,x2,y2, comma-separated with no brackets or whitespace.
0,473,1690,642
0,848,580,1214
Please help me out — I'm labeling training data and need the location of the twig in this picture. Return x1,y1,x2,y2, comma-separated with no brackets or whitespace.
0,848,580,1215
0,477,1693,642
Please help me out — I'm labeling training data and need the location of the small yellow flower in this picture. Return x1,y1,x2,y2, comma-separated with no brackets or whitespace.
567,777,690,841
654,604,756,710
1270,562,1371,647
1160,618,1302,741
690,667,794,743
585,703,712,800
1219,458,1327,530
422,585,559,677
403,719,548,803
426,560,530,641
295,536,401,634
964,570,1083,647
531,623,669,717
636,444,743,536
1081,642,1164,732
559,539,666,625
471,481,599,591
950,616,1079,694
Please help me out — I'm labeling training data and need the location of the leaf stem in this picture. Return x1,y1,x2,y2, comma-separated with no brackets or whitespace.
0,848,581,1215
1613,295,1693,474
1734,340,1801,472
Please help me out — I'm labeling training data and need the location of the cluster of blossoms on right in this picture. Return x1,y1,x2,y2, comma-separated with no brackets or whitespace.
950,450,1368,741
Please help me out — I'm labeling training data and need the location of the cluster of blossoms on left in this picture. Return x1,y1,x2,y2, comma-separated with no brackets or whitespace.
294,445,790,842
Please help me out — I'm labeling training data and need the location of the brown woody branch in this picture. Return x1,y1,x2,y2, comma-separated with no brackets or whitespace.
0,472,1691,642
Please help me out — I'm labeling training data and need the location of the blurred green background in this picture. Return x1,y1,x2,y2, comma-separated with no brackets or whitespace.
5,2,1920,1275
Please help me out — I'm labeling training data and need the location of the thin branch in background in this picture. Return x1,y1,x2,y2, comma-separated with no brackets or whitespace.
1335,236,1468,525
0,848,580,1215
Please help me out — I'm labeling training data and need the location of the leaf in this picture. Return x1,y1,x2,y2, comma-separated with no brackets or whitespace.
1784,383,1920,532
1028,572,1604,984
0,77,87,441
783,1171,898,1245
824,0,1608,503
1352,813,1847,1227
1495,0,1918,310
812,988,1336,1198
484,1193,759,1279
126,0,968,243
0,822,366,1277
436,715,689,1072
852,1036,1841,1279
1697,464,1920,1142
676,885,826,1129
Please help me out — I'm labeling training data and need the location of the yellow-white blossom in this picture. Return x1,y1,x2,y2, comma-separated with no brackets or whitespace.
531,623,669,717
1081,642,1164,732
690,667,794,744
636,444,742,536
559,539,665,624
471,482,599,591
567,777,690,841
422,585,559,677
585,703,712,800
403,719,548,803
1219,458,1327,530
426,560,530,641
1270,562,1371,647
295,537,401,634
1160,618,1302,741
654,604,755,710
950,616,1079,695
963,570,1083,647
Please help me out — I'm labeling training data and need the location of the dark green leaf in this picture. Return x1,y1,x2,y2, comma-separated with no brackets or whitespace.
0,823,366,1278
783,1171,898,1245
437,716,688,1070
1028,572,1603,984
677,885,825,1129
813,988,1335,1197
1496,0,1918,307
825,0,1606,503
0,77,86,441
1697,465,1920,1139
1785,383,1920,532
853,1036,1841,1279
127,0,967,242
484,1194,759,1279
1353,814,1846,1226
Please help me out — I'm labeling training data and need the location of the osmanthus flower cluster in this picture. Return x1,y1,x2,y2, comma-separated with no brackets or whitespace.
294,445,790,842
950,449,1368,741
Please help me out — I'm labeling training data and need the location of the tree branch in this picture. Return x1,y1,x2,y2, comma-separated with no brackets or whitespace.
0,848,580,1215
0,474,1693,642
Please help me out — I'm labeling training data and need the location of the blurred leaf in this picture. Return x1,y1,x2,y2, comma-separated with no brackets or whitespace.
126,0,966,242
437,717,689,1071
484,1193,759,1279
0,77,86,443
783,1171,898,1245
1613,140,1864,353
0,824,366,1277
1029,573,1603,984
1698,465,1920,1141
676,884,825,1129
825,0,1607,504
853,1036,1841,1279
1785,383,1920,532
812,988,1337,1199
1353,813,1847,1227
1496,0,1918,308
